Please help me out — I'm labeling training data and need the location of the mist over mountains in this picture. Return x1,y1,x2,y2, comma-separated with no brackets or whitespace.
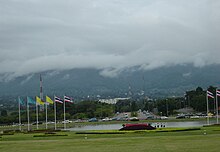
0,64,220,99
1,1,220,102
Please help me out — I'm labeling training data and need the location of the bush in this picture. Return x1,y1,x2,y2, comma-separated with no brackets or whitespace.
75,131,125,134
33,134,68,137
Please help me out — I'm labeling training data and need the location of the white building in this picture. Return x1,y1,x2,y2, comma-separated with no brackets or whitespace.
98,98,130,104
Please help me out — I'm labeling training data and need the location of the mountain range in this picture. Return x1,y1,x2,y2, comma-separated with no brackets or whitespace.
0,64,220,99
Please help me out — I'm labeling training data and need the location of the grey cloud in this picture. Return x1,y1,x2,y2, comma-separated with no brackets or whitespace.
62,74,70,80
0,0,219,79
182,72,191,78
20,74,34,85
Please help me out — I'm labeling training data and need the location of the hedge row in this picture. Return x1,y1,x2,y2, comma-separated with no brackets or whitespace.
76,132,125,134
33,134,68,137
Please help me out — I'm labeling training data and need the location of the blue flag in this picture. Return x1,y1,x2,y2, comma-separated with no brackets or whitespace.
27,97,36,104
18,97,25,105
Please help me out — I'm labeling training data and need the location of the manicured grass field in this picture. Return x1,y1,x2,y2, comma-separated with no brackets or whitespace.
0,126,220,152
0,117,214,131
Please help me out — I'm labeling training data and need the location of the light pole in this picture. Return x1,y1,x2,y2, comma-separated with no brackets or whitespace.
166,99,168,116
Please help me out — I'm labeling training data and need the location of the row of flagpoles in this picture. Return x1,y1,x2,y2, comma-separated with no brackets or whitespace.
206,89,219,125
18,95,73,131
17,88,219,131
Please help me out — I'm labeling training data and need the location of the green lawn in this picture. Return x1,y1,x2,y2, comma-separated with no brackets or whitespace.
0,117,216,132
0,126,220,152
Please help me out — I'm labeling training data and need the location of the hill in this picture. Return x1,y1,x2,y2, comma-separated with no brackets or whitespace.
0,64,220,99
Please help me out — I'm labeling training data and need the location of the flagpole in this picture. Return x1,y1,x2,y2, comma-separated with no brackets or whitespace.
54,95,57,130
40,74,43,129
36,98,39,130
63,95,66,130
18,97,21,131
206,92,209,125
216,89,219,124
27,97,30,131
46,97,48,130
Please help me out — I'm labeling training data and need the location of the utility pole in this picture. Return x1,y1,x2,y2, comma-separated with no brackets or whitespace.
166,99,168,116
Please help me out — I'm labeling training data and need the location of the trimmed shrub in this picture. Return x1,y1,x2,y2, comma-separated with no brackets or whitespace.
33,134,68,137
76,132,125,134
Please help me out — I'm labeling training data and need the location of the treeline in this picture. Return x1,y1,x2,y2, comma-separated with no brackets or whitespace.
114,86,219,116
0,86,219,124
115,97,185,116
0,101,115,124
186,86,218,112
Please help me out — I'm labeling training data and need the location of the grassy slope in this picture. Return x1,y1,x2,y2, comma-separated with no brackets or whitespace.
0,127,220,152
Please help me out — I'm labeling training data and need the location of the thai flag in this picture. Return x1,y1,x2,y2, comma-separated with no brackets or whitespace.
207,90,214,99
216,90,220,97
64,95,73,103
54,96,63,104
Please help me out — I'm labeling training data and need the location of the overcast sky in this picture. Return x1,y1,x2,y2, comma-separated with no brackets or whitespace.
0,0,219,79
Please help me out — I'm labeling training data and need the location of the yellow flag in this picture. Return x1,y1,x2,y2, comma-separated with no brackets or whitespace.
46,96,54,104
36,96,44,105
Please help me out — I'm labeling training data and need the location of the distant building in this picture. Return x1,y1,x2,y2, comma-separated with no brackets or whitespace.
99,98,130,104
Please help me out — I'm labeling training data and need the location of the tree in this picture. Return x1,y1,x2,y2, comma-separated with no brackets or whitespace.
1,109,8,116
185,87,206,112
115,99,131,112
191,95,206,111
73,113,87,119
131,101,138,112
